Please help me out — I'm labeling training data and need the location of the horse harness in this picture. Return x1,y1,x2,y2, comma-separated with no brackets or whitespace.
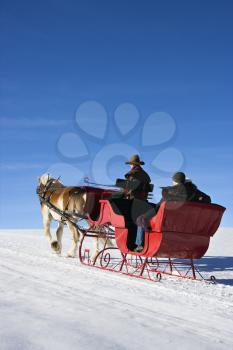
37,180,88,225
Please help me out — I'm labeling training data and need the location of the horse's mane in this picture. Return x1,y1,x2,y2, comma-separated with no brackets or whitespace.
39,173,63,187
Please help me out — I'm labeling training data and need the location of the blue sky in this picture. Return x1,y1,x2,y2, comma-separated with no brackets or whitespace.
0,0,233,228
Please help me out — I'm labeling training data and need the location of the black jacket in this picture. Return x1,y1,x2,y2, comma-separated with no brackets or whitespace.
124,165,151,200
161,182,211,203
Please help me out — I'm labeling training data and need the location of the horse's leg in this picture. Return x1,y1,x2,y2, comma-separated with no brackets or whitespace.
51,221,64,255
66,221,79,258
106,237,114,248
56,222,64,254
42,205,53,246
90,232,114,262
90,236,100,262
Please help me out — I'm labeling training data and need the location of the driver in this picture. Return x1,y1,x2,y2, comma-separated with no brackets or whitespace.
124,154,151,201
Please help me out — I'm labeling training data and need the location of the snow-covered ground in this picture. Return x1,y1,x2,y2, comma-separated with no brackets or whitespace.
0,228,232,350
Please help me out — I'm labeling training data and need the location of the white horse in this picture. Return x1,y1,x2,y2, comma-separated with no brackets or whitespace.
37,173,113,259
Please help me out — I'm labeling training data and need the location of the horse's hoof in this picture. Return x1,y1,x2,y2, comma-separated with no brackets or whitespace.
51,241,60,252
66,253,75,258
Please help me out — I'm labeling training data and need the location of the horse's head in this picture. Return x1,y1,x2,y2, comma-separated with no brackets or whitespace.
37,173,63,196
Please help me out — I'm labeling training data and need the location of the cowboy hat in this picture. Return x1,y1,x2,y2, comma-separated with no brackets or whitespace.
125,154,145,165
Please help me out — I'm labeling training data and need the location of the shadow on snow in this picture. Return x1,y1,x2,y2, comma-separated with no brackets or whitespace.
195,256,233,286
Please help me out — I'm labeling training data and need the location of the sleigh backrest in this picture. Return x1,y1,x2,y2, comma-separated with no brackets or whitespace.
83,186,117,221
150,201,226,237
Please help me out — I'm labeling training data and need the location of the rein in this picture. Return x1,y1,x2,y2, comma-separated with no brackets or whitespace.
84,178,119,189
38,193,88,224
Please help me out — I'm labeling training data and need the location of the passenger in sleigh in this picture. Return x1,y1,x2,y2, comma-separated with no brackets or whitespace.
134,171,211,252
160,172,211,204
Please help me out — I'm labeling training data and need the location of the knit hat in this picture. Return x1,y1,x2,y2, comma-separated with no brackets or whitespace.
172,172,186,184
125,154,145,166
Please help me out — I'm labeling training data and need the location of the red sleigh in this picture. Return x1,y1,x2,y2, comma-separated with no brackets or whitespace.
79,196,225,282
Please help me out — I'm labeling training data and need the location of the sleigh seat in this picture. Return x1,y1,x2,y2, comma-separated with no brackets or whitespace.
88,199,225,259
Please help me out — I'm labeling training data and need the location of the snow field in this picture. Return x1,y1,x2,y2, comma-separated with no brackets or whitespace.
0,228,232,350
